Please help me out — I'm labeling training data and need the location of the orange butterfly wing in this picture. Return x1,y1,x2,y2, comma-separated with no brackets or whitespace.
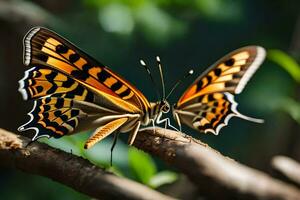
177,46,265,107
174,46,265,135
23,27,150,112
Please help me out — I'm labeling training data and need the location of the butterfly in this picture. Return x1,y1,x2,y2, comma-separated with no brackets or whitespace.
173,46,266,135
18,27,177,149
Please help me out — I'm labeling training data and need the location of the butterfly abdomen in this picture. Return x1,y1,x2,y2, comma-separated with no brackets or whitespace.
146,102,161,123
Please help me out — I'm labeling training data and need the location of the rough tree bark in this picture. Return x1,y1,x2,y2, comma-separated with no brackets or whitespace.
1,128,300,200
134,128,300,200
0,129,175,200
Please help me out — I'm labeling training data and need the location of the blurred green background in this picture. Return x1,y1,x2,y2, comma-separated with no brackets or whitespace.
0,0,300,199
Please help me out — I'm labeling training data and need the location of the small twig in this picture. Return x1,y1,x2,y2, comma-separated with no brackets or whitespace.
0,1,50,25
0,128,175,200
134,128,300,200
272,155,300,187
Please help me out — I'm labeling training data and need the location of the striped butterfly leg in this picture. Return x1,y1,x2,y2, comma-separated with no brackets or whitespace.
84,118,128,149
84,117,128,166
18,97,86,140
84,118,140,166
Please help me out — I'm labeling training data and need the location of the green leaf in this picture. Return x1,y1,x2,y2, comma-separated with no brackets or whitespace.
128,147,156,185
195,0,242,21
98,3,135,34
149,171,178,188
41,135,82,156
268,49,300,83
134,2,187,45
85,136,129,167
279,98,300,124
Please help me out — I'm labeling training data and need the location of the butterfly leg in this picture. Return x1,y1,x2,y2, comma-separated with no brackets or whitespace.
25,139,35,148
84,118,128,149
156,113,179,132
110,132,120,167
128,121,141,145
173,112,182,132
151,119,156,133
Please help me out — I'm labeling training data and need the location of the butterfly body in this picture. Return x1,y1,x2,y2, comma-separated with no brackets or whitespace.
19,26,266,148
19,27,170,148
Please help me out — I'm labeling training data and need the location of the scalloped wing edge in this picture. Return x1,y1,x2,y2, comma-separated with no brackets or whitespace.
18,67,37,100
18,100,51,141
197,92,264,135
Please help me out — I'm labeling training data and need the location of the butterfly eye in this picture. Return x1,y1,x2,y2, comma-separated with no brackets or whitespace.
162,103,170,113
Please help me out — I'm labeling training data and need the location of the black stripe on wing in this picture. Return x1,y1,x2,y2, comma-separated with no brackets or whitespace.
18,66,94,102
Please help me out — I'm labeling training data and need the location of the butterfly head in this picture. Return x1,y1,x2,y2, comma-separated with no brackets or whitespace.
140,56,193,116
160,100,170,113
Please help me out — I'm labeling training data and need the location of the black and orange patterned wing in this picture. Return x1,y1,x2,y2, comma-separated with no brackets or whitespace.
18,96,116,140
23,27,150,112
19,66,94,102
18,67,121,139
19,27,150,140
19,97,85,140
177,46,265,107
174,46,265,135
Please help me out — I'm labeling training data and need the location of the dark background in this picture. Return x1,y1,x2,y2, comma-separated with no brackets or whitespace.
0,0,300,199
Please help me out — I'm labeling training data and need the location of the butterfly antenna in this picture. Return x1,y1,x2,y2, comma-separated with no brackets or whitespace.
156,56,166,100
140,59,161,99
166,69,194,100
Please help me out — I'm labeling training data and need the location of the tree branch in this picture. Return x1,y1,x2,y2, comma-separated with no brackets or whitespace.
0,1,50,25
2,126,300,200
272,155,300,187
134,128,300,200
0,128,175,200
